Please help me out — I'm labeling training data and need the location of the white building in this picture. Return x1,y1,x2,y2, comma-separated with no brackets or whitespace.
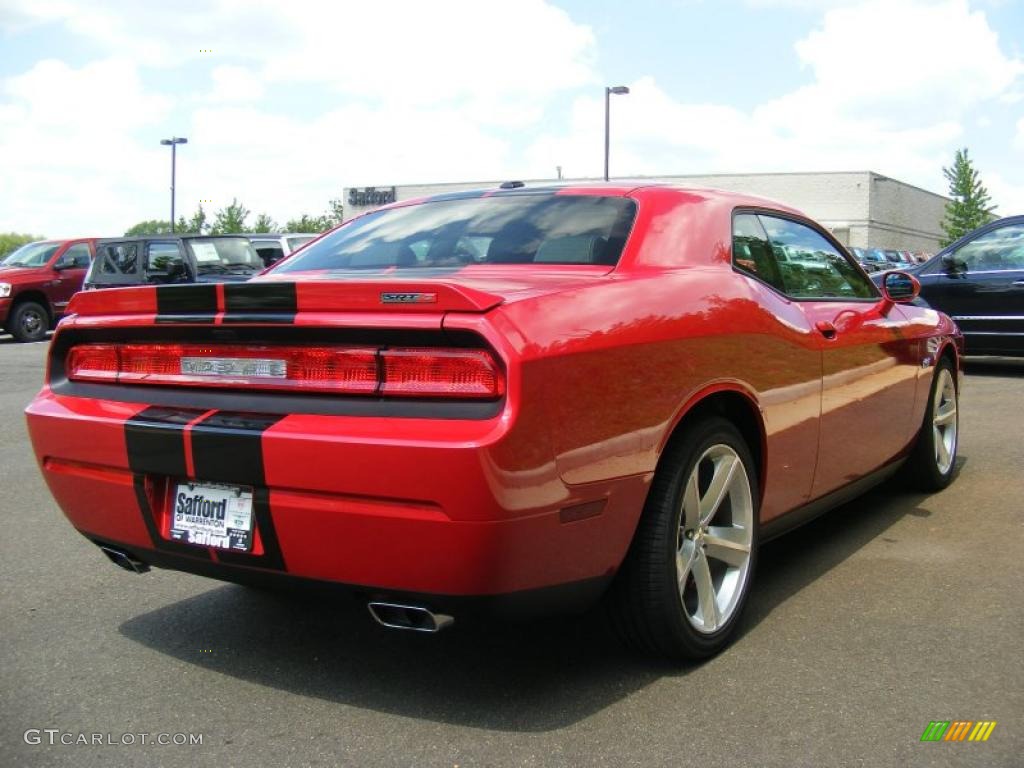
344,171,949,252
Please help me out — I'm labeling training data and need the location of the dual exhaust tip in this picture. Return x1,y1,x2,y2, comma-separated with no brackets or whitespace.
99,545,150,574
367,601,454,633
98,546,453,632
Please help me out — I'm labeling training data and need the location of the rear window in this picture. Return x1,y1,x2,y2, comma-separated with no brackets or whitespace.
273,194,637,273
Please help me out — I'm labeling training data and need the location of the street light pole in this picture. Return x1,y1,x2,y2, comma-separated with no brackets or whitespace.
603,85,629,182
160,137,188,232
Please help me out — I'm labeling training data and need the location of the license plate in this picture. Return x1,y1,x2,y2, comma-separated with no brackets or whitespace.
170,482,254,552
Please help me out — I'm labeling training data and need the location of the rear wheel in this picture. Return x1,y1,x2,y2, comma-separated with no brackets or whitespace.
902,358,959,491
606,417,759,661
8,301,49,343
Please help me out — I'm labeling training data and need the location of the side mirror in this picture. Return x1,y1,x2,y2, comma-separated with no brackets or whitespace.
941,253,966,275
881,270,920,304
53,254,88,270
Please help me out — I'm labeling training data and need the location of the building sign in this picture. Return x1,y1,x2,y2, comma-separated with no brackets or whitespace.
348,186,397,207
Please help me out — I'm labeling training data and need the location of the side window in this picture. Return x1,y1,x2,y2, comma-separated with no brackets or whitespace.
97,243,138,275
952,224,1024,271
60,243,92,268
732,214,784,292
253,242,285,267
758,215,876,299
145,242,187,283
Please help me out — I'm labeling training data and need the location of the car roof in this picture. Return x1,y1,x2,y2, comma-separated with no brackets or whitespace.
248,232,317,238
376,182,804,219
96,234,252,244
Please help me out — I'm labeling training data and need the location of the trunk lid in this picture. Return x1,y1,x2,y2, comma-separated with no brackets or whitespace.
66,265,612,319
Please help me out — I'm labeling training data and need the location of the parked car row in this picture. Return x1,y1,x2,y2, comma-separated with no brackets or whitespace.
0,232,317,342
850,247,931,273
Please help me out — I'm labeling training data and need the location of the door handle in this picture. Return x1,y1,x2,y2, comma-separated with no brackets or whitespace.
815,320,837,339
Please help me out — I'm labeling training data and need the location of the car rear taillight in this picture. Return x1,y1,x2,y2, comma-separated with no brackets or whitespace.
65,343,504,399
381,348,506,398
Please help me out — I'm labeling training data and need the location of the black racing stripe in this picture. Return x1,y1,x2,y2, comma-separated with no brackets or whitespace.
132,475,211,560
125,406,202,477
189,412,284,487
190,411,287,571
223,283,296,324
217,313,297,325
215,488,285,571
125,406,286,570
156,284,218,323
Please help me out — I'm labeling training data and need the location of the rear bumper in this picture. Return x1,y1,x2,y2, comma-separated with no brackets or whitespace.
26,388,648,601
82,534,614,620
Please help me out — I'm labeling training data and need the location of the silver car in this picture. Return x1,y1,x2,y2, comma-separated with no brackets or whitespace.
248,233,319,267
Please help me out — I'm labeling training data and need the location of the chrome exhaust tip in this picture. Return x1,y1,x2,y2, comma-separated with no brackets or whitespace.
367,601,454,633
99,546,150,574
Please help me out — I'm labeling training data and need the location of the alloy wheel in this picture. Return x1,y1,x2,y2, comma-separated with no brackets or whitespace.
676,444,754,634
932,367,958,475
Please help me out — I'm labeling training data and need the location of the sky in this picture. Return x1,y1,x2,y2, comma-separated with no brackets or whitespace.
0,0,1022,237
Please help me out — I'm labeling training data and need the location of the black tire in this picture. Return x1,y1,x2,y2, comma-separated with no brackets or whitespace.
901,357,959,492
605,416,759,661
8,301,49,343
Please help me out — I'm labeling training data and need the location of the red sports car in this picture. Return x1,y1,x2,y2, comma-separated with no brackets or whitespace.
26,184,962,660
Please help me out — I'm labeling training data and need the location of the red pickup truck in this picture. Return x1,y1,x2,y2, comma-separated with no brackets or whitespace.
0,238,97,342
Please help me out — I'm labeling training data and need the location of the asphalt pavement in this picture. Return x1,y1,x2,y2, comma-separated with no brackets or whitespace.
1,334,1021,768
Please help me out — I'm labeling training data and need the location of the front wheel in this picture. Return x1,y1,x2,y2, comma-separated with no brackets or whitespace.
902,358,959,491
606,417,759,661
8,301,49,343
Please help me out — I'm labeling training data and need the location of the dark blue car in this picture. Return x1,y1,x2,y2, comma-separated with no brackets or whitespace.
873,216,1024,356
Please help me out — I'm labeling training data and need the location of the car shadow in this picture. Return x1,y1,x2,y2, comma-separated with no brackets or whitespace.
119,461,963,732
963,356,1024,377
738,466,958,634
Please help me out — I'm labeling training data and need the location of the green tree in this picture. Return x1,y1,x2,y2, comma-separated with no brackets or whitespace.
185,204,209,235
124,220,173,236
285,213,333,233
210,198,251,234
0,232,44,259
326,198,344,227
250,213,278,233
941,148,995,246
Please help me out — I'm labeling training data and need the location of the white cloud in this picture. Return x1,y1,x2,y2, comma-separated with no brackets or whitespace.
0,0,597,234
986,171,1024,215
526,0,1022,196
793,0,1022,118
1015,117,1024,151
206,66,264,104
0,0,1021,235
0,58,174,237
3,0,596,103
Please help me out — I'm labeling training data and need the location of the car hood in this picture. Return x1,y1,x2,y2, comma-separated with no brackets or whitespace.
0,265,48,282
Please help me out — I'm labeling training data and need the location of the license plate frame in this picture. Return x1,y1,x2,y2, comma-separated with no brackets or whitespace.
169,481,255,552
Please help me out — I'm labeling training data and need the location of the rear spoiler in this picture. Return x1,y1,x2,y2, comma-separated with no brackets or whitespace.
67,280,505,318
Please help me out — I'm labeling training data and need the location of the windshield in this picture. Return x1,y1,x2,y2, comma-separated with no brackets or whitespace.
274,194,637,273
1,241,59,268
187,238,263,274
